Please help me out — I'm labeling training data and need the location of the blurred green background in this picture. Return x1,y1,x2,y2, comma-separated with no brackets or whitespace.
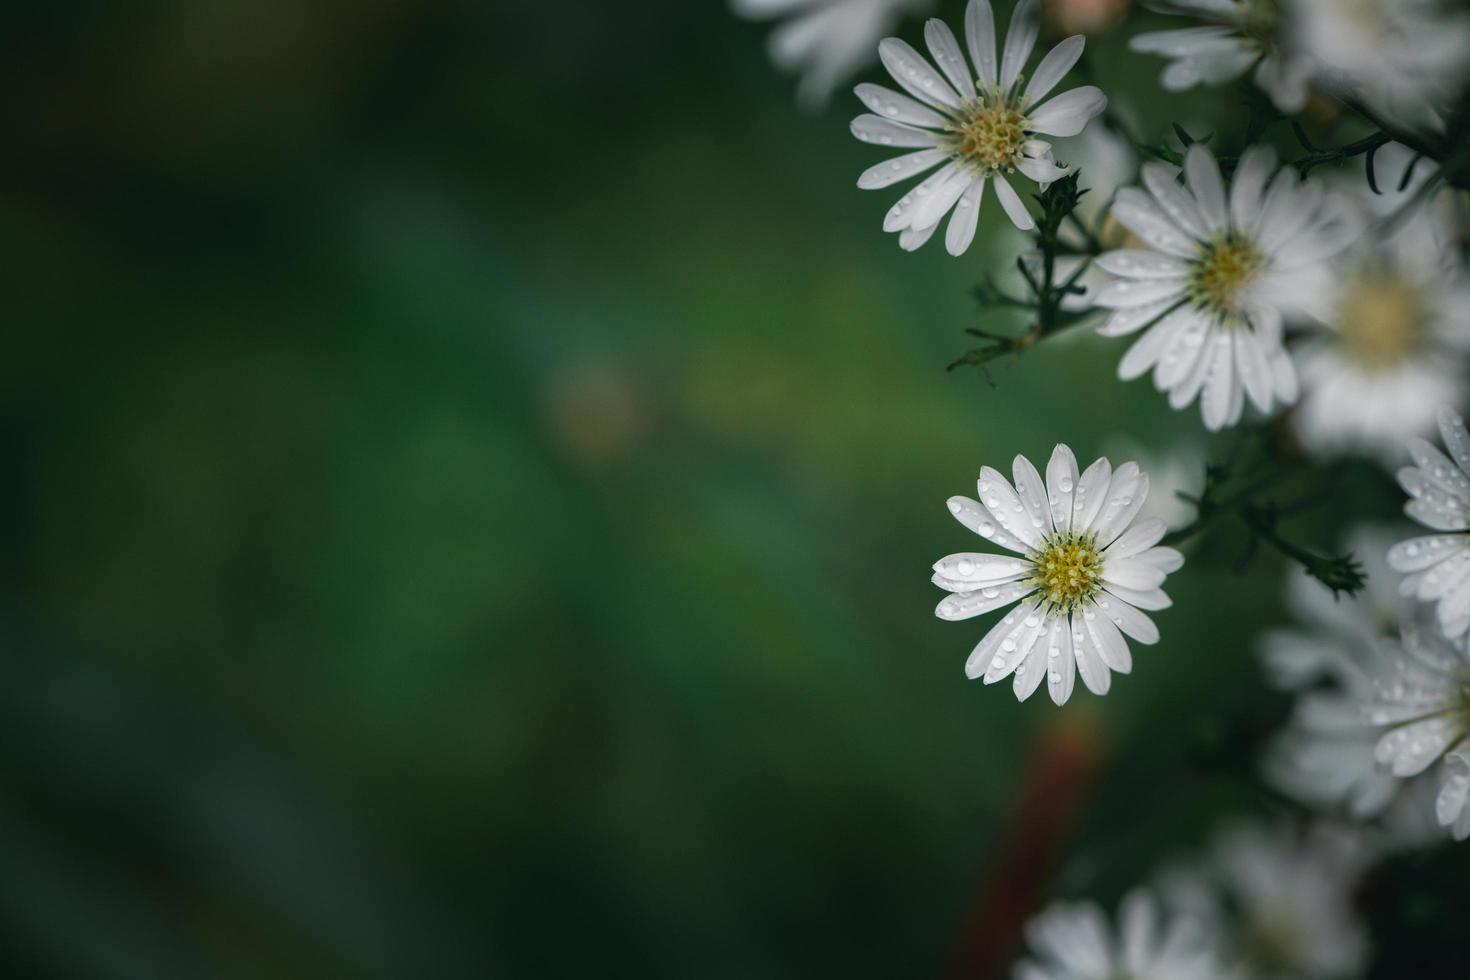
0,1,1443,977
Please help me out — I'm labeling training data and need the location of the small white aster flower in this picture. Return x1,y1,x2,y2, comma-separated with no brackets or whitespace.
1290,0,1470,132
733,0,933,109
1209,822,1372,980
1092,142,1357,430
1386,406,1470,646
1130,0,1314,113
852,0,1108,252
933,444,1183,705
1294,157,1470,461
1363,626,1470,840
1014,889,1234,980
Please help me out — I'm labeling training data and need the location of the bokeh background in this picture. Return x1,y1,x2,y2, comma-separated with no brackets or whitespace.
2,1,1462,977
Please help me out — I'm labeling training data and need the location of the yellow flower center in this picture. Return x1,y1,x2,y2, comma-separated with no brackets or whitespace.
1190,233,1265,317
1030,531,1103,612
952,102,1027,173
1338,275,1425,368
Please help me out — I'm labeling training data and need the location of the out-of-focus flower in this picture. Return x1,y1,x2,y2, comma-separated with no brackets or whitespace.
1130,0,1314,112
933,444,1182,704
734,0,933,109
1209,822,1373,979
1013,889,1233,980
1260,527,1431,823
1260,526,1413,689
1045,0,1133,36
1290,0,1470,132
1092,143,1357,430
1363,626,1470,840
1386,407,1470,646
852,0,1107,250
1293,155,1470,462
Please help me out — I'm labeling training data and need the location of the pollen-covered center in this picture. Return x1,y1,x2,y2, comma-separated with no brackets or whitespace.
953,102,1027,173
1030,531,1103,612
1338,274,1425,368
1190,233,1265,317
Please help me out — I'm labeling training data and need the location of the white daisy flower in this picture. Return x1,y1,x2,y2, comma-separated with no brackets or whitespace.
1363,626,1470,840
1290,0,1470,132
1014,889,1233,980
1294,152,1470,462
1209,822,1372,979
1130,0,1314,113
933,444,1183,705
1092,142,1357,430
1386,406,1470,646
852,0,1107,252
733,0,932,109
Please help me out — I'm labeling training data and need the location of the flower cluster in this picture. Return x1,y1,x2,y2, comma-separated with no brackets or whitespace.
733,0,1470,975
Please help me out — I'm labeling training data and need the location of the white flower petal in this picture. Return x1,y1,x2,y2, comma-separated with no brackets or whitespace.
1234,326,1273,414
850,114,941,149
898,219,939,251
1118,306,1194,380
1045,443,1079,532
1045,615,1077,705
1071,456,1113,532
1129,25,1236,56
964,0,999,88
935,579,1035,620
1111,188,1196,258
1103,558,1168,591
1106,517,1168,558
1136,546,1184,573
1200,332,1237,431
1093,249,1191,280
1103,596,1159,644
1013,453,1056,538
925,18,977,101
992,173,1035,230
946,495,1033,553
1097,297,1182,338
1183,143,1227,233
858,147,948,190
1085,606,1132,674
1000,0,1040,93
1071,611,1112,694
965,599,1042,679
934,552,1033,585
1103,584,1172,610
979,465,1047,550
878,38,963,111
909,163,973,233
1093,470,1149,548
1096,277,1191,309
1374,715,1462,777
945,178,986,256
1141,161,1208,241
1387,535,1467,572
1438,407,1470,474
1407,437,1470,502
854,82,950,129
1024,35,1085,106
1026,86,1106,137
1229,143,1276,232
